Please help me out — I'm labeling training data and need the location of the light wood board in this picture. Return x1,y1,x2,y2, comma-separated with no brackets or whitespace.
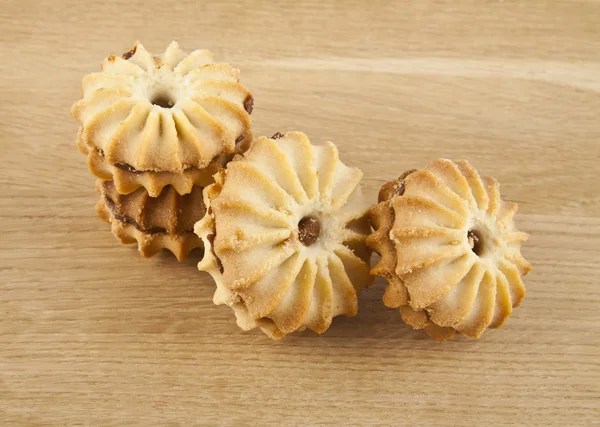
1,0,599,425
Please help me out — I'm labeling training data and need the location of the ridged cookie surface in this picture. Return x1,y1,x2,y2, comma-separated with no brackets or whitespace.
195,132,373,339
72,41,253,195
367,159,531,341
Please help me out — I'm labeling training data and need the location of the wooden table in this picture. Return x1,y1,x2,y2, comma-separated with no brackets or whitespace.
2,1,599,425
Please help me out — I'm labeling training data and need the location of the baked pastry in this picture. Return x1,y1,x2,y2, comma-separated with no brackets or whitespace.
77,129,224,197
367,159,531,341
97,180,204,261
195,132,373,339
72,41,253,196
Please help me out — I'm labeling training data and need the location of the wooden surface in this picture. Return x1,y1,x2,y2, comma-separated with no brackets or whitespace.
1,0,599,425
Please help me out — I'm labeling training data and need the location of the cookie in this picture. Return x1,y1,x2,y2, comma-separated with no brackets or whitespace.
72,41,253,196
195,132,373,339
97,180,204,261
367,159,531,340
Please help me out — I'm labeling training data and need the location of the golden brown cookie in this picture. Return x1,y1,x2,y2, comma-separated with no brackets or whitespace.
97,180,204,261
195,132,373,339
367,159,531,341
72,41,253,196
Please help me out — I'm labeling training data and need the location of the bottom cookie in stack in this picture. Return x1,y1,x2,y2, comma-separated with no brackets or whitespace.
96,180,205,261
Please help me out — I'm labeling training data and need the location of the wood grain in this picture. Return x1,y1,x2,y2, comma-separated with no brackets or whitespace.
1,0,599,425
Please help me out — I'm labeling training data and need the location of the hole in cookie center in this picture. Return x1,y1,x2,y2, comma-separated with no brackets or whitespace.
468,229,485,256
298,216,321,247
151,92,175,109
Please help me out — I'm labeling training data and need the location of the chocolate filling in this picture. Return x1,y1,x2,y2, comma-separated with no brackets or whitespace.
112,160,197,174
378,169,417,202
104,195,117,212
207,233,224,273
395,169,418,196
109,151,227,175
243,95,254,114
271,132,285,140
114,213,167,234
122,46,137,60
298,216,320,247
114,163,143,174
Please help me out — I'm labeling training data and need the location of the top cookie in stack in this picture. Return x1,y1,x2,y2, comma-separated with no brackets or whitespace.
72,41,254,197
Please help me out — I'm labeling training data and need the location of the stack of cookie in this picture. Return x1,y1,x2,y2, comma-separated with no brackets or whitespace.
71,41,253,260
